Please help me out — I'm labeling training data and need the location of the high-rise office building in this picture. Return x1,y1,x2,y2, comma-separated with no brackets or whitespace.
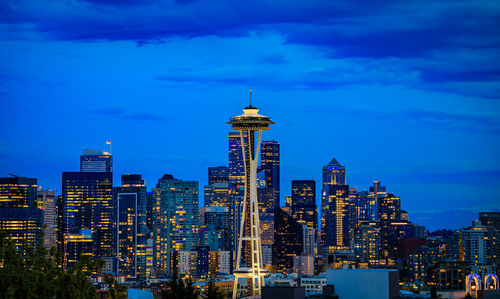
0,176,42,249
146,192,154,232
259,211,275,248
152,174,198,276
460,220,496,265
479,212,500,266
37,189,57,251
291,180,317,232
321,158,350,249
208,166,229,185
202,206,232,251
228,132,247,185
61,171,113,268
203,182,238,251
353,223,381,265
80,149,112,173
261,140,280,209
257,187,274,212
114,174,147,279
273,207,304,270
377,192,401,259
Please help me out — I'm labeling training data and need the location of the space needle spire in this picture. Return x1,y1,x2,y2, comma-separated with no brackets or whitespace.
228,92,274,298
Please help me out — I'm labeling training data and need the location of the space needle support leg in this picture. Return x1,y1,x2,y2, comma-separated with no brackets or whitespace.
254,130,264,291
233,130,249,299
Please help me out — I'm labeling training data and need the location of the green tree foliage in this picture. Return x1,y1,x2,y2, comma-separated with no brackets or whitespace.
205,278,226,299
103,274,128,299
161,273,199,299
0,230,100,299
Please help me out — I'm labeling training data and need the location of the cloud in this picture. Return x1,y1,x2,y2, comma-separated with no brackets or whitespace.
300,105,500,135
2,0,499,99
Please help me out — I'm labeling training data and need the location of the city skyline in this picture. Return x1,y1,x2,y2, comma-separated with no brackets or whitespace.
2,0,500,232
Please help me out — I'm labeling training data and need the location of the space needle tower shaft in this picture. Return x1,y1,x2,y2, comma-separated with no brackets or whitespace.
228,91,274,298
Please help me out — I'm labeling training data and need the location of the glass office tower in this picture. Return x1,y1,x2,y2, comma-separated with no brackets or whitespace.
152,174,198,276
321,158,350,249
228,132,247,185
61,171,113,269
291,180,317,232
261,141,280,209
114,174,147,279
0,176,42,249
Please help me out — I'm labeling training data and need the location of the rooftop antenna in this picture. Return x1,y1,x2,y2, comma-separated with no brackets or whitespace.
249,89,252,106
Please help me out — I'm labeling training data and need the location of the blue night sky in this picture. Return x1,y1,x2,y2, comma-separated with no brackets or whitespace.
1,1,499,231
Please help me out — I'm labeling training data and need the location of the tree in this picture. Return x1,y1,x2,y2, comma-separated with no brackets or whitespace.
103,274,127,299
161,273,199,299
205,278,226,299
0,230,99,299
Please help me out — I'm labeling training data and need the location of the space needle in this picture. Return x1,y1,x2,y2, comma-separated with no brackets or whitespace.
228,91,274,298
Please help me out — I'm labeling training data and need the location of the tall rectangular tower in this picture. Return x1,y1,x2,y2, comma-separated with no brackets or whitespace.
321,158,350,249
261,141,280,209
291,180,317,232
37,189,57,251
114,174,147,279
228,132,246,185
61,172,113,268
0,176,42,250
152,174,199,276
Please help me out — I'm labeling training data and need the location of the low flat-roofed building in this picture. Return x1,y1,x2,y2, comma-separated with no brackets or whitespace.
326,268,399,299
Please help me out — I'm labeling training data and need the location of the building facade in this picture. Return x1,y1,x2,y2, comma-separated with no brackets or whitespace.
152,174,199,276
291,180,317,232
37,189,57,251
61,171,114,268
0,176,42,250
261,141,280,209
80,149,112,173
114,174,147,279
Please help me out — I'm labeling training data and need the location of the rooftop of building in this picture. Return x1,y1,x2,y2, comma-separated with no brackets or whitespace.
82,149,111,156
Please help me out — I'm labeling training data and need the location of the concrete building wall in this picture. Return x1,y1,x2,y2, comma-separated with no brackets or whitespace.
326,268,399,299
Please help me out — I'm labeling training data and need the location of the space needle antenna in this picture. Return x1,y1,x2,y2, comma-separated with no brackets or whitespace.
249,89,252,106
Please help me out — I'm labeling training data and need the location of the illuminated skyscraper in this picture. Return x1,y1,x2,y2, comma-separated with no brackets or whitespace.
479,212,500,266
321,158,350,249
261,141,280,209
273,207,304,270
152,174,198,276
322,158,345,186
202,206,232,251
61,172,113,268
377,192,401,259
229,132,247,185
0,176,42,249
80,149,112,172
37,189,57,250
114,174,147,279
291,180,317,232
228,94,274,298
353,223,381,265
460,220,496,265
208,166,229,185
203,182,238,251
